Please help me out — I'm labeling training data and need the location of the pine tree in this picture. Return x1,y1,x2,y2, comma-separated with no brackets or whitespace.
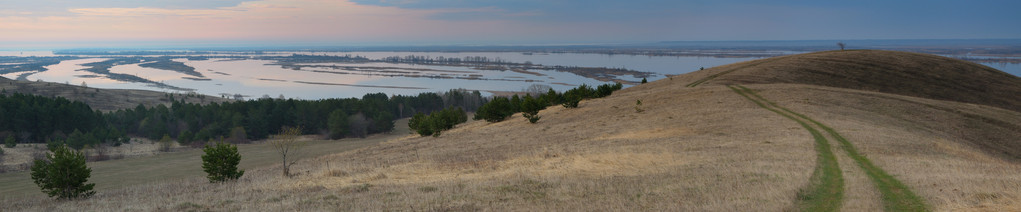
521,95,543,123
30,145,95,199
201,141,244,183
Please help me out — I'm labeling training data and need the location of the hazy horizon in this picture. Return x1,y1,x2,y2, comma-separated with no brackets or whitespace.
2,1,1019,49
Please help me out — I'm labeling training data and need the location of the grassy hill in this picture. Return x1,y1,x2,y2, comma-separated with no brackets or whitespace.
2,50,1019,211
685,50,1021,112
0,76,229,111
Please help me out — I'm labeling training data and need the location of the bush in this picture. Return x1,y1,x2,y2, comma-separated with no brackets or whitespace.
201,141,244,182
641,78,648,84
178,129,194,146
158,134,174,152
30,145,95,199
4,135,15,148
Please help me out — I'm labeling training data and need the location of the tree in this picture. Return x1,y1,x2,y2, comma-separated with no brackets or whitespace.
838,42,846,50
201,141,244,183
30,145,95,199
327,109,348,139
474,97,514,122
521,95,544,124
4,135,14,148
271,126,305,177
562,84,593,108
641,78,648,84
409,112,433,136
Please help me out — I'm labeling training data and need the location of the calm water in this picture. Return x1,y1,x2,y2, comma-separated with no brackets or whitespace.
2,51,1019,99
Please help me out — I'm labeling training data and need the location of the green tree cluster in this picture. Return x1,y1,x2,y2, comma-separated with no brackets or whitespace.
30,145,95,199
409,107,468,136
474,83,623,123
0,93,126,145
474,97,515,122
201,141,244,182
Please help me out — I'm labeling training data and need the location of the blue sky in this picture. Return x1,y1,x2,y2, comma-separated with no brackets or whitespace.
0,0,1018,47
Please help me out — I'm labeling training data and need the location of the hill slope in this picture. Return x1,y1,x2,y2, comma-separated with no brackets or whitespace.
2,50,1019,211
687,50,1021,112
0,76,228,111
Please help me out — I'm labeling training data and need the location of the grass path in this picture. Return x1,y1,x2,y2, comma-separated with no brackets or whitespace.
685,60,767,87
732,85,929,211
728,85,844,211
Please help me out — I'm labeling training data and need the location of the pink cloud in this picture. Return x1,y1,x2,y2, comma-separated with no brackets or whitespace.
0,0,543,44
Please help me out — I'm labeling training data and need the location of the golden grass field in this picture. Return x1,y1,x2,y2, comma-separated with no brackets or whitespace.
1,50,1019,211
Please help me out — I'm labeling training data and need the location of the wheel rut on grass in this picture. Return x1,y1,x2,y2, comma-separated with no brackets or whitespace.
728,85,843,212
686,60,768,87
729,85,929,212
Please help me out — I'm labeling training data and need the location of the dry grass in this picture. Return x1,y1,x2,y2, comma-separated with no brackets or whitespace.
1,83,817,211
697,50,1021,112
749,84,1021,211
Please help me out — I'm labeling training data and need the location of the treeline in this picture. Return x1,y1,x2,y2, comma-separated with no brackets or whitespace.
0,93,128,149
409,83,623,137
475,82,622,123
379,55,512,65
0,89,486,149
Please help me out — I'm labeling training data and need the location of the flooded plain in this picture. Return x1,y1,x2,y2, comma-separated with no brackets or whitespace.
1,51,1019,99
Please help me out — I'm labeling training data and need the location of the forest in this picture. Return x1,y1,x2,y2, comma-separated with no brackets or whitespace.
0,89,486,150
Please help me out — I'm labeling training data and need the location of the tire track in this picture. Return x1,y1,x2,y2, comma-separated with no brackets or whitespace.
733,85,929,211
728,85,844,212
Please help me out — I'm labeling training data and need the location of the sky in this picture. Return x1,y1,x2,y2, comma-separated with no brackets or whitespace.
0,0,1019,48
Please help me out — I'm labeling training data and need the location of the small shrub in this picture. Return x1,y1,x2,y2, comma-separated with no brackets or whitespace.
177,129,194,146
201,141,244,183
641,78,648,84
158,134,174,152
30,145,95,199
4,135,15,148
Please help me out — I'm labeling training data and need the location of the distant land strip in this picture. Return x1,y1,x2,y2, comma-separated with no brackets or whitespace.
292,81,427,89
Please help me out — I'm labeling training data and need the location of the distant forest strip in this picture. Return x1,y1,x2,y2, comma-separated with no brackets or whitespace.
137,58,206,78
0,89,486,150
78,58,192,91
0,57,76,76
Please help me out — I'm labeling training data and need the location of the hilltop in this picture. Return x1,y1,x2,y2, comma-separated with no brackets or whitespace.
0,77,229,111
2,50,1019,211
684,50,1021,112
